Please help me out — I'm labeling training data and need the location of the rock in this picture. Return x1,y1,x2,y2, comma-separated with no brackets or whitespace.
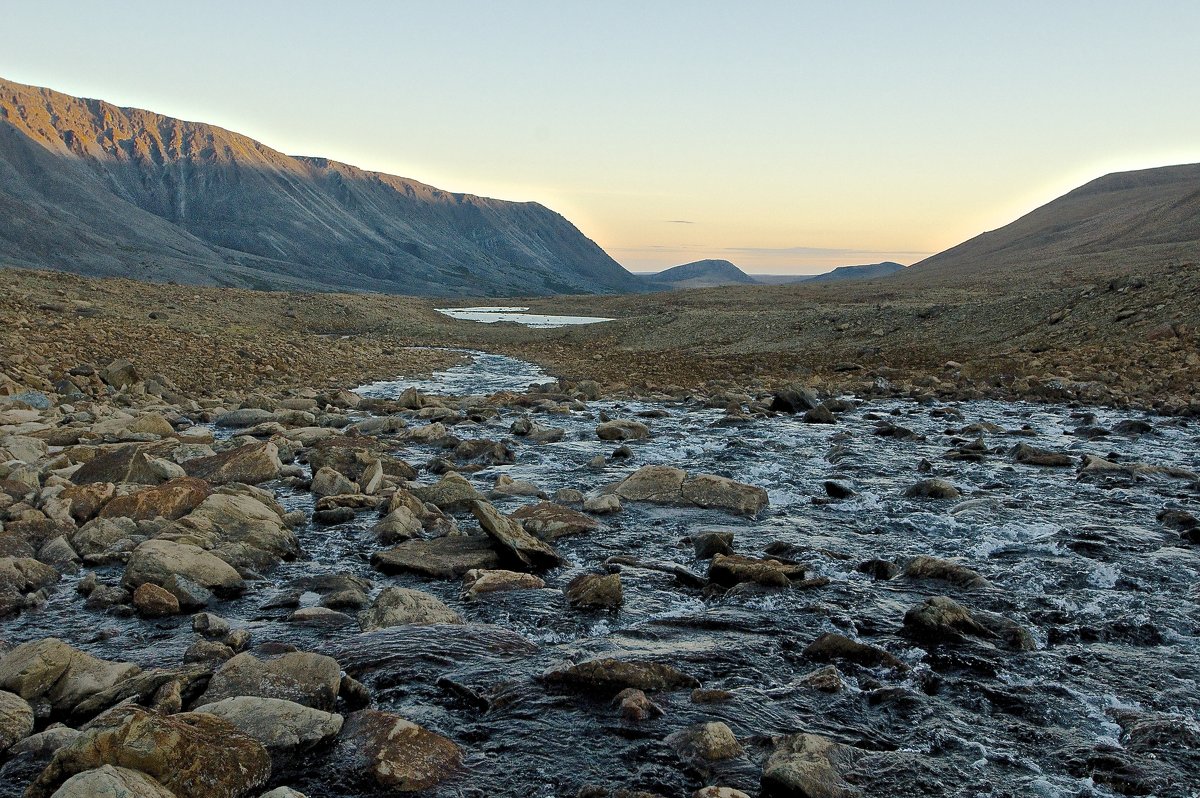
541,658,699,695
259,789,308,798
193,696,343,753
26,706,271,798
770,383,821,413
471,500,564,570
903,555,991,589
489,473,545,498
184,639,234,666
197,651,342,711
666,721,744,762
583,494,621,514
132,582,180,617
823,480,855,499
410,472,485,511
1114,419,1154,435
803,404,836,424
371,536,500,579
182,441,282,485
49,765,176,798
99,477,212,521
799,665,845,693
313,506,355,524
0,689,34,753
179,491,297,567
195,612,231,638
358,586,463,630
310,466,358,498
60,483,116,522
695,789,751,798
597,419,650,441
214,408,276,428
709,554,805,588
682,474,769,515
855,559,900,580
99,359,139,389
1012,443,1074,467
72,445,175,485
615,465,686,503
122,540,245,597
372,507,422,543
462,569,545,598
616,687,663,721
164,574,213,610
693,532,734,559
803,633,903,670
553,488,584,505
511,502,600,540
904,478,961,499
8,725,82,759
761,732,863,798
0,638,140,714
337,708,462,792
565,573,623,609
0,556,60,607
902,596,1035,651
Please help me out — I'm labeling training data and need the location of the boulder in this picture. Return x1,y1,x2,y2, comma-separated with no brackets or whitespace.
8,726,82,759
182,441,282,485
681,474,769,515
98,477,211,521
371,536,501,579
122,540,245,597
1012,443,1074,467
616,465,686,503
761,732,863,798
180,492,297,565
803,404,837,424
0,556,60,605
803,633,903,670
193,696,343,753
69,518,138,564
511,502,600,540
583,494,621,514
0,689,34,753
197,651,342,711
597,419,650,441
132,582,180,618
337,709,462,792
565,573,623,609
358,587,463,630
666,721,744,762
902,555,991,589
541,658,699,695
770,383,821,413
0,638,140,714
903,596,1034,651
60,482,116,522
692,532,734,559
470,500,564,570
310,466,358,498
462,569,546,599
904,478,961,499
709,554,805,588
49,765,176,798
372,507,422,543
26,706,271,798
72,445,176,485
410,472,485,511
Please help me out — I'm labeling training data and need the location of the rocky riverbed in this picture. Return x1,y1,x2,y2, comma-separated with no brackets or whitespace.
1,350,1198,798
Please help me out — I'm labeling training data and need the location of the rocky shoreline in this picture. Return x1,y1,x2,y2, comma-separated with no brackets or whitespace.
2,342,1199,797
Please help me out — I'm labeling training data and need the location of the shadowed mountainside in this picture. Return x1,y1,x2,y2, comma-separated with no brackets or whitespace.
906,164,1200,284
0,77,641,296
641,258,759,289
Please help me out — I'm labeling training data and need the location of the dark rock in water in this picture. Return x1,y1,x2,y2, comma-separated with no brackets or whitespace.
410,472,485,511
597,419,650,441
770,384,820,413
511,501,600,540
803,632,905,671
371,536,501,579
1072,425,1111,439
196,651,342,710
855,559,900,580
313,506,356,524
565,573,623,609
337,708,463,792
761,732,864,798
902,555,990,589
1058,741,1181,797
823,479,856,499
665,720,744,764
903,596,1034,651
803,404,836,424
904,478,961,499
358,586,463,630
1113,419,1154,435
874,421,921,440
471,500,564,570
1012,443,1074,467
541,658,699,695
616,688,663,721
709,554,805,588
693,531,735,559
1157,508,1198,531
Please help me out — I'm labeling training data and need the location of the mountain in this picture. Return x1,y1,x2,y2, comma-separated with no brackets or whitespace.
907,164,1200,283
641,259,759,289
0,77,642,296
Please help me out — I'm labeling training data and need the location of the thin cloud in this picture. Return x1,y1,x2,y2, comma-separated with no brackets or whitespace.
724,245,933,257
664,219,694,224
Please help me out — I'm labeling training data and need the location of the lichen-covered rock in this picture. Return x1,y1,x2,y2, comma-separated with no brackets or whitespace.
98,477,211,521
761,732,863,798
26,706,271,798
0,689,34,753
358,587,463,630
681,474,769,516
193,696,343,753
196,651,342,711
902,555,991,589
409,472,484,511
122,539,245,597
596,419,650,441
541,658,699,695
337,709,462,792
49,765,176,798
371,536,501,579
564,573,623,609
462,569,545,599
132,582,180,618
903,596,1035,651
615,465,687,503
709,554,804,588
182,441,282,485
0,638,140,714
666,721,744,762
470,500,563,570
511,502,600,540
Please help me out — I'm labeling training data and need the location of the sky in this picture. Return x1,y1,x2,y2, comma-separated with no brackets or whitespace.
3,1,1199,274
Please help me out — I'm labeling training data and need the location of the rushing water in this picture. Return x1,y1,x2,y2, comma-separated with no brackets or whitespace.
4,352,1199,797
435,306,615,328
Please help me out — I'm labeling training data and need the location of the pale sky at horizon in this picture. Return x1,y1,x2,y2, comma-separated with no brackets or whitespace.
3,1,1198,274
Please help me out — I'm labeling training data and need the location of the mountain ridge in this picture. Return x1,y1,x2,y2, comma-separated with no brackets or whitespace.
0,76,642,296
641,258,759,289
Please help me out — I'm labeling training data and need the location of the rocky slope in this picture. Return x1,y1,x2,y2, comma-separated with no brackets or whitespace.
906,163,1200,284
0,77,641,296
801,260,906,283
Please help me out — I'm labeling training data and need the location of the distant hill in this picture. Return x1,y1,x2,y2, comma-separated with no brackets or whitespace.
750,261,906,285
0,76,643,296
907,163,1200,283
640,259,760,289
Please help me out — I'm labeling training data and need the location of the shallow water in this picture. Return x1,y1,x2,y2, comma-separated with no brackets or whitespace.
436,306,615,328
5,352,1200,797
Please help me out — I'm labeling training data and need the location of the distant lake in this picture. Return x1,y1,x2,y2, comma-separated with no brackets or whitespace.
436,306,614,328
